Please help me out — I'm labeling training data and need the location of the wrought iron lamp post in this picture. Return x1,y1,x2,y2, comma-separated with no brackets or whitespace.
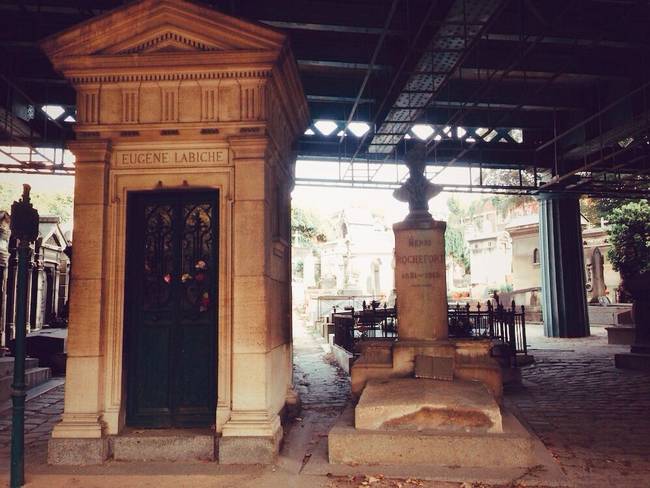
9,185,39,488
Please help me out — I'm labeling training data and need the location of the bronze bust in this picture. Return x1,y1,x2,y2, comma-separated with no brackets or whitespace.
393,144,442,220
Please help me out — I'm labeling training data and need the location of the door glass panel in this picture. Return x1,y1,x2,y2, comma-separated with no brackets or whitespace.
180,203,214,319
142,204,174,314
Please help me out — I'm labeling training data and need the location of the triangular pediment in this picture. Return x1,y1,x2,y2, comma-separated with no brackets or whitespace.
102,26,233,55
41,0,286,61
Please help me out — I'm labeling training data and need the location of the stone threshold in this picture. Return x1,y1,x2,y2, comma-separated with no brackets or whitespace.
111,428,217,462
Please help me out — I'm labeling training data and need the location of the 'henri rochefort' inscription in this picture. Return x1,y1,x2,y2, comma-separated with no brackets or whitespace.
396,233,445,288
115,149,228,167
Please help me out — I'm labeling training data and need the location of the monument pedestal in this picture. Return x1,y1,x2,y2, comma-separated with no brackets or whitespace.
351,215,503,399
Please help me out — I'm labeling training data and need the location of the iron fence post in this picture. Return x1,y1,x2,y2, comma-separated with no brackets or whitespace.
521,305,527,355
9,185,39,488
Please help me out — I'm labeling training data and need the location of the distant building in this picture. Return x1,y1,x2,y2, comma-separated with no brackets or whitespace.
464,198,621,305
506,214,622,305
0,214,71,346
294,208,395,299
464,199,514,298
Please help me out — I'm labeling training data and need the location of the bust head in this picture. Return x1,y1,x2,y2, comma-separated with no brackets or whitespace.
405,143,428,178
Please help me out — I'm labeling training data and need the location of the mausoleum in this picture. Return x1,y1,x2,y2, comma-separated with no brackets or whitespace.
40,0,308,464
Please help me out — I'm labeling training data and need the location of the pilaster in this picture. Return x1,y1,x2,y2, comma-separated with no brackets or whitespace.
50,140,111,453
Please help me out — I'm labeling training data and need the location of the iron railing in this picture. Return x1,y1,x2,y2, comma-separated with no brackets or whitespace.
448,301,528,356
332,300,528,365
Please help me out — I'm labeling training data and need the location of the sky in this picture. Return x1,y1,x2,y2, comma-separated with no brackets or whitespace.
292,159,482,226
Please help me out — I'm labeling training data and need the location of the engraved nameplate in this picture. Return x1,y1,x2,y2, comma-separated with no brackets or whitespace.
114,148,228,167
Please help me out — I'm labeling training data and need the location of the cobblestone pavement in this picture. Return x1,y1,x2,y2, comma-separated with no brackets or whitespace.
507,324,650,487
0,323,648,488
0,383,64,464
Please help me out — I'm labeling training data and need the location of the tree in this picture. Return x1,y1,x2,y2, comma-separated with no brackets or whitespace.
581,197,642,225
0,182,74,224
291,207,328,246
480,168,537,218
605,200,650,278
445,226,470,272
444,196,470,272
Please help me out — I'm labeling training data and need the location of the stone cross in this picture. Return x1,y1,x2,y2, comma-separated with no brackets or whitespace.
393,144,442,220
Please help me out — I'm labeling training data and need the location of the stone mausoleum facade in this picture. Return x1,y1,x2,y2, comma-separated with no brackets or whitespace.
41,0,308,464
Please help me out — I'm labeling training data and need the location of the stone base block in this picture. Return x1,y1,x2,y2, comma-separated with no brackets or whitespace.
218,432,282,464
111,429,215,462
615,352,650,371
356,378,502,433
607,326,636,345
330,406,534,468
48,437,110,465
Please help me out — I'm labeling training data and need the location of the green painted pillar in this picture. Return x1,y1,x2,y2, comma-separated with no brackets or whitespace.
538,193,590,338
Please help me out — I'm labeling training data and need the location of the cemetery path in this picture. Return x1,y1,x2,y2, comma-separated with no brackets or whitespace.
507,324,650,488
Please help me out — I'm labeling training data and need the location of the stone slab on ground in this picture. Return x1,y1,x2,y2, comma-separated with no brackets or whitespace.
606,325,636,345
112,429,215,462
329,404,562,474
331,344,353,374
356,378,502,433
588,304,633,326
615,352,650,371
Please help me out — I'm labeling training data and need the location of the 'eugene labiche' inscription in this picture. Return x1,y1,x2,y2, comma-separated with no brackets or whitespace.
118,149,226,166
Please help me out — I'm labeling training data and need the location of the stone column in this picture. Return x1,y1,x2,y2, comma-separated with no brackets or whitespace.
538,193,590,338
48,140,111,465
393,218,448,340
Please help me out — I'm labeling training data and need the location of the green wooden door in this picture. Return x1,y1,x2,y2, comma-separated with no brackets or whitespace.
125,190,218,428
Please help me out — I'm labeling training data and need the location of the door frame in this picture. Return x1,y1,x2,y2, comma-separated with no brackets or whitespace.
123,188,219,428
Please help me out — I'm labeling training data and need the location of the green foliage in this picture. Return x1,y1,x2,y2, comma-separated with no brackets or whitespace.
445,226,470,272
581,197,638,224
489,194,536,218
293,260,304,277
605,200,650,277
445,197,470,272
480,168,537,217
0,181,74,224
291,207,328,246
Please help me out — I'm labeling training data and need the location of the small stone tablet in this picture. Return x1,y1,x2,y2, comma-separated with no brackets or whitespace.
414,354,454,381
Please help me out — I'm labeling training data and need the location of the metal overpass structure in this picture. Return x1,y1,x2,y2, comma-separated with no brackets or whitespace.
0,0,649,197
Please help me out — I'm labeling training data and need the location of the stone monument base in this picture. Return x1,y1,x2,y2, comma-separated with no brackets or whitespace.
355,379,502,433
329,379,535,468
351,338,503,401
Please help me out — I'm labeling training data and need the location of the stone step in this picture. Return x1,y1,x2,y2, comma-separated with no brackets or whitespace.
0,357,39,378
0,366,52,403
329,406,536,468
111,429,215,462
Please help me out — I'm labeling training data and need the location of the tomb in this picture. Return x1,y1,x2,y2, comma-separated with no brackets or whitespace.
40,0,308,464
329,145,541,469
